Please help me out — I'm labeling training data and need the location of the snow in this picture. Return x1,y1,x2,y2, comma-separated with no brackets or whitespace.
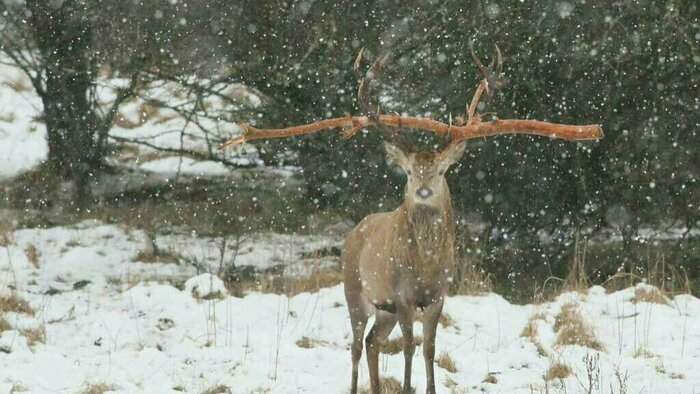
1,221,699,393
184,273,227,299
0,63,48,180
139,156,232,177
0,60,259,182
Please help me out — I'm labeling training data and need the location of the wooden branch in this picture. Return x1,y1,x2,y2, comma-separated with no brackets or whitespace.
220,114,602,149
219,48,602,150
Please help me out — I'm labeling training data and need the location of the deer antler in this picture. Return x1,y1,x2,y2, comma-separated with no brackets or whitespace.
220,47,602,149
467,43,503,123
352,49,413,151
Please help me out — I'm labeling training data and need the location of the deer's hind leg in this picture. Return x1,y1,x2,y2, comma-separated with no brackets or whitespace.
366,310,398,394
348,297,371,394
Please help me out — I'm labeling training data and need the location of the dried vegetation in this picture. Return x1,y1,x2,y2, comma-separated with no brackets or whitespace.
0,294,34,315
436,352,458,373
358,377,412,394
544,360,572,381
79,383,118,394
553,303,603,351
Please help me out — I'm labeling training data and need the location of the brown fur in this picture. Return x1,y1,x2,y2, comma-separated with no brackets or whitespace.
344,141,466,394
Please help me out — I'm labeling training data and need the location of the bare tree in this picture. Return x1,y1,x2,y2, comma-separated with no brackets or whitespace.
0,1,142,205
0,0,256,206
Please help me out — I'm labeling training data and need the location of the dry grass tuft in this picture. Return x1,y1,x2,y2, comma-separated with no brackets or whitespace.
482,374,498,384
544,360,572,381
0,224,13,247
295,336,328,349
553,303,603,351
521,312,548,357
10,382,27,393
200,384,231,394
634,347,657,359
0,315,10,332
21,327,45,346
655,363,685,380
602,250,693,299
520,318,539,340
0,294,34,315
439,312,455,328
631,286,669,305
132,246,180,265
381,335,423,355
24,244,40,268
359,377,412,394
191,289,225,301
654,363,666,375
564,233,590,292
531,234,592,304
79,383,118,394
443,376,467,394
436,352,458,373
450,257,493,295
229,266,343,297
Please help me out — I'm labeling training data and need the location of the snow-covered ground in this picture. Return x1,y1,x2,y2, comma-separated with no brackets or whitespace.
0,63,48,180
1,221,699,393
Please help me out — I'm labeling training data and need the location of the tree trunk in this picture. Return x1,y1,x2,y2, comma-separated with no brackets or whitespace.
27,0,103,206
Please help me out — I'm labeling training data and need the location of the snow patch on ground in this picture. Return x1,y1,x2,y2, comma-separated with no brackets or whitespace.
0,63,48,180
139,156,232,177
184,273,227,299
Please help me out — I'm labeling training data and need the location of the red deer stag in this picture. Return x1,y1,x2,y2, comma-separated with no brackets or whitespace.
221,46,602,394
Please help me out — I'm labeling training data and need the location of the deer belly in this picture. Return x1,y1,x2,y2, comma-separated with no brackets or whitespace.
394,281,443,309
359,267,397,312
359,269,444,312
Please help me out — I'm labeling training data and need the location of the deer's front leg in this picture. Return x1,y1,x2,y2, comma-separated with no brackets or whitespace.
397,305,416,394
422,299,444,394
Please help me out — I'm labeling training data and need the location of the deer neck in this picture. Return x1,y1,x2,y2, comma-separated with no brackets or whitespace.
399,192,454,262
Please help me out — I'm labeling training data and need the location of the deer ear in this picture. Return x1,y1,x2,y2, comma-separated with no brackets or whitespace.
384,141,409,171
439,140,467,171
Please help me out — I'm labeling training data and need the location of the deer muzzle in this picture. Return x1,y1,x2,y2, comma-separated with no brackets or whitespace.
416,187,433,200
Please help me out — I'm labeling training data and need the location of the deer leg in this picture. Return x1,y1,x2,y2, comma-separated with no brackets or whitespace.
349,304,370,394
397,306,416,394
422,299,444,394
365,310,398,394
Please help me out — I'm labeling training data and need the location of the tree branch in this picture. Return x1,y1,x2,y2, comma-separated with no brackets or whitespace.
220,114,603,149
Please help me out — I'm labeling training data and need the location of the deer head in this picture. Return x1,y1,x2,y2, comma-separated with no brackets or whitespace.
384,140,466,212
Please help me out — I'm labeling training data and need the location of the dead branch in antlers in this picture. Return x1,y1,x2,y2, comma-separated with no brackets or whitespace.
220,47,602,149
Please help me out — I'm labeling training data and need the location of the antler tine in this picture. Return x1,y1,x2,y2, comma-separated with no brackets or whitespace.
466,42,505,124
488,44,504,92
494,44,503,75
355,50,412,151
356,51,390,116
353,47,365,81
470,42,486,76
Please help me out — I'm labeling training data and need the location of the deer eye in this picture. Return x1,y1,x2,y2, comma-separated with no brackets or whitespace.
438,170,444,176
406,169,412,175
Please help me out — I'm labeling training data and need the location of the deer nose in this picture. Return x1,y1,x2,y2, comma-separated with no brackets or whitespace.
416,187,433,199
